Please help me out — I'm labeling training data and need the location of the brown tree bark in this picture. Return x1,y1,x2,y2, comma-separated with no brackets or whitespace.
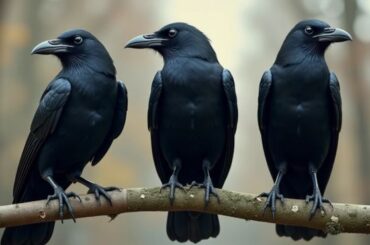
0,186,369,234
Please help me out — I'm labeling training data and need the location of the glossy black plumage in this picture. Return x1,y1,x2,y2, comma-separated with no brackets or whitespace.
2,29,127,245
126,23,238,243
258,19,350,241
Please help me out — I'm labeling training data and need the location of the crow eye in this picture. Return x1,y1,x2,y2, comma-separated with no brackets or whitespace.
73,36,83,45
304,26,314,35
168,29,177,38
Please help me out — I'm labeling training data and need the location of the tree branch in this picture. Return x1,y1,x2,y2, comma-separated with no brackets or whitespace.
0,186,369,234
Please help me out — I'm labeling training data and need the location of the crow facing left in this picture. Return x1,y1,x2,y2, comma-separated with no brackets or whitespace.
1,29,127,245
126,22,238,243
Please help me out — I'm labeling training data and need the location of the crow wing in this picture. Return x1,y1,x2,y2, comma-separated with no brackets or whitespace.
212,69,238,188
91,81,128,165
147,72,172,183
257,70,277,180
13,78,71,202
317,72,342,193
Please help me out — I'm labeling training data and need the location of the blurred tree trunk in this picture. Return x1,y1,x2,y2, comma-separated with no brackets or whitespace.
0,0,7,21
20,0,43,102
343,1,370,244
0,0,43,208
343,0,369,203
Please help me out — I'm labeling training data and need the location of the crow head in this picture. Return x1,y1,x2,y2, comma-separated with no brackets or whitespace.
275,19,352,66
32,29,115,76
125,22,218,63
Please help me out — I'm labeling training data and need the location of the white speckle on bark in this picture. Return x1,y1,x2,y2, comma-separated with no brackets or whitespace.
140,194,145,199
291,205,299,212
330,216,339,223
39,211,46,219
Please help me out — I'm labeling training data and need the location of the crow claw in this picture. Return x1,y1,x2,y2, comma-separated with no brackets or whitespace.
160,175,184,204
306,188,331,220
87,185,119,206
46,187,78,222
195,176,220,206
259,185,284,220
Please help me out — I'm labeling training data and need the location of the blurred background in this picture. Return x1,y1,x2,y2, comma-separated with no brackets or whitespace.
1,0,370,244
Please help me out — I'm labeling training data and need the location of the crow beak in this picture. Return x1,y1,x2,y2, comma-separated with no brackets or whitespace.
314,27,352,43
31,39,73,55
125,34,167,49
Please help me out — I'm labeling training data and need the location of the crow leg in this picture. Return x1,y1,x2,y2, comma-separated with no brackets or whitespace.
160,159,184,204
305,168,332,219
74,176,120,206
189,159,220,206
258,169,285,219
44,176,81,223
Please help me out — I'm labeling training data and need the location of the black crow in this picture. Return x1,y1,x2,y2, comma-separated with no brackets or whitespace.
1,29,127,245
126,22,237,243
258,19,351,240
